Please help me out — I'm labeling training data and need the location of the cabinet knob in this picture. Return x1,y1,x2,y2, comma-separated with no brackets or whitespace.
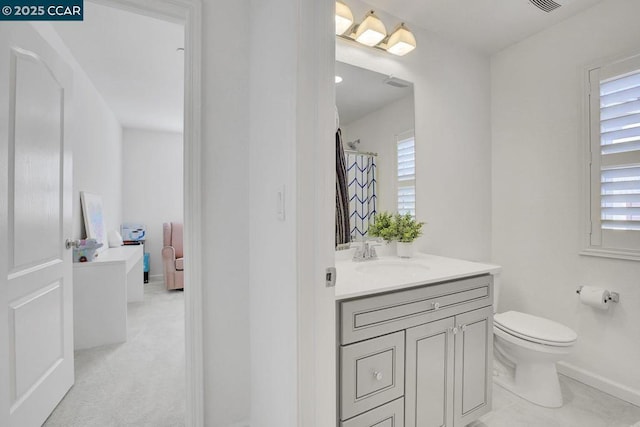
373,371,384,381
432,302,440,310
460,324,467,332
450,326,458,335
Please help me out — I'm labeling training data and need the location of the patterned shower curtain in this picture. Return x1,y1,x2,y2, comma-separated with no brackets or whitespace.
346,152,377,239
335,129,351,247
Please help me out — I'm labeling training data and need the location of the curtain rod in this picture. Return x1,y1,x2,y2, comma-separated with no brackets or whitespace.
344,149,378,157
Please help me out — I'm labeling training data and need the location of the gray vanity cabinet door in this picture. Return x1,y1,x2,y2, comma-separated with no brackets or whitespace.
405,317,455,427
341,398,405,427
341,331,405,421
453,306,493,427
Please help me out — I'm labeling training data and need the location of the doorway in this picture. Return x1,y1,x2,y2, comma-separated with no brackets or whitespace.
0,0,203,425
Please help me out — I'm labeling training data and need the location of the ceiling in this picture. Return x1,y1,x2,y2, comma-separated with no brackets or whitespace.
361,0,604,53
50,1,606,133
52,3,184,133
336,61,413,126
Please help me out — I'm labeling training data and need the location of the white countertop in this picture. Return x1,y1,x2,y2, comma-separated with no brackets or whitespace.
73,245,143,270
335,250,501,300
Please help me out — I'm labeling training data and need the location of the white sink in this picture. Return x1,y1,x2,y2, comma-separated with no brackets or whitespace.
355,260,430,279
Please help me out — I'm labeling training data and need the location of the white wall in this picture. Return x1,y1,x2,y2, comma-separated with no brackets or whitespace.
122,128,183,278
342,95,415,215
492,0,640,404
71,79,122,241
337,0,492,262
248,0,299,424
201,1,251,425
248,0,336,425
33,24,123,245
200,2,334,425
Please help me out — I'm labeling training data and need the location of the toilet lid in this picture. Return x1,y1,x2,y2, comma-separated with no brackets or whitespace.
494,311,577,346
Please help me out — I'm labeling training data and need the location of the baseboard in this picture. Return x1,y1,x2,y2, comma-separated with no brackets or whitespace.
557,361,640,407
226,421,250,427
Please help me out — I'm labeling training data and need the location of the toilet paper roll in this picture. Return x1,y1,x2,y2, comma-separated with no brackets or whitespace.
579,285,610,310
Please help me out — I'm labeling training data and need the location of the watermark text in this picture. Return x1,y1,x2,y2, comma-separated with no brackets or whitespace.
1,0,83,20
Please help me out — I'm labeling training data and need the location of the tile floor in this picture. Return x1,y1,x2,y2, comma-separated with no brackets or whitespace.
470,375,640,427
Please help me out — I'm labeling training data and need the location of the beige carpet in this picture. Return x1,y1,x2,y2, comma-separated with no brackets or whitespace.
44,281,185,427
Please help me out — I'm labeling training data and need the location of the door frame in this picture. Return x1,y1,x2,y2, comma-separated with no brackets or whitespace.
295,1,336,425
90,0,203,424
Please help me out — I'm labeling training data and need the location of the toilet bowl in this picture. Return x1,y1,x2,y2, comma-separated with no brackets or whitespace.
493,310,577,408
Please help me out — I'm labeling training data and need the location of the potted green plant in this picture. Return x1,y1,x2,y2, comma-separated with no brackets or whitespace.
369,212,425,258
367,212,397,243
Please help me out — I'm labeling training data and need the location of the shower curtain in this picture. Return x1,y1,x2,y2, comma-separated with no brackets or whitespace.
336,129,351,247
346,152,377,239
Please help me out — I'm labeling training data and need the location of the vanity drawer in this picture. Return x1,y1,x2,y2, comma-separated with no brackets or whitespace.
340,275,492,345
340,331,405,421
341,397,405,427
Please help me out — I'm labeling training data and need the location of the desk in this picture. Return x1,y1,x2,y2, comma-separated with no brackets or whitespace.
73,245,144,350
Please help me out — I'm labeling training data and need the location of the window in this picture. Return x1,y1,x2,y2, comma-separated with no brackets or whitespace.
584,54,640,260
397,131,415,217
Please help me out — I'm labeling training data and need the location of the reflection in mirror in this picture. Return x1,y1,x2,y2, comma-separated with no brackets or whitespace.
335,61,415,246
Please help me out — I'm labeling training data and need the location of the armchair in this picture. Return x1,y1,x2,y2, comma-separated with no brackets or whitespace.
162,222,184,290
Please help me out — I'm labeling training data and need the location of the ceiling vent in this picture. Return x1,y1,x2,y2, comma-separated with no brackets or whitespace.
383,76,410,88
529,0,562,12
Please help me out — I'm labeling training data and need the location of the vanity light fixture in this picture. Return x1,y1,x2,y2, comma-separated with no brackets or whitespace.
335,2,417,56
386,23,417,56
354,10,387,46
335,1,354,35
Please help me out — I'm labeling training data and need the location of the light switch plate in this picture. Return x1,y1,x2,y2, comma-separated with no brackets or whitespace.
276,185,285,220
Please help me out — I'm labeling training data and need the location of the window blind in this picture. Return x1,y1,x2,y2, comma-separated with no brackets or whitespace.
397,136,415,217
599,70,640,231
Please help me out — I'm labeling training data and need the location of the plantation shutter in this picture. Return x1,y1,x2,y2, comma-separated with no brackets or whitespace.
397,133,415,217
589,55,640,252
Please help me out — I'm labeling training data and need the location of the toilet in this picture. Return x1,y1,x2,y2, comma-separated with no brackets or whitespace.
492,278,577,408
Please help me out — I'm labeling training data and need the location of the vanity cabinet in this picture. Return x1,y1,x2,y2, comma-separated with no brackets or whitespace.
340,331,405,420
405,306,493,427
405,317,454,427
338,274,493,427
342,398,405,427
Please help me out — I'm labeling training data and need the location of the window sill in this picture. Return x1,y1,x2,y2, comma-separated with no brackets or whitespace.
580,248,640,262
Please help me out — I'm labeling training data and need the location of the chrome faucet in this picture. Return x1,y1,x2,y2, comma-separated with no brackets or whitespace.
352,240,381,262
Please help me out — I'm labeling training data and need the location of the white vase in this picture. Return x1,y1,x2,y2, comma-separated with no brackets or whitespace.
396,241,414,258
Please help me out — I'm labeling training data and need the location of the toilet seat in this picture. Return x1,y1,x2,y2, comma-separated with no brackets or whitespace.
494,311,577,347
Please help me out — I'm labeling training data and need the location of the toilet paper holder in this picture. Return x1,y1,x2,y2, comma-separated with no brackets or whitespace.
576,286,620,303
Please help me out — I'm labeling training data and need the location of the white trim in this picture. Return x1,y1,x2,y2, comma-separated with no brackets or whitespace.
88,1,203,425
579,248,640,262
296,0,336,426
182,4,203,425
580,63,594,254
396,128,415,141
581,52,640,261
557,362,640,407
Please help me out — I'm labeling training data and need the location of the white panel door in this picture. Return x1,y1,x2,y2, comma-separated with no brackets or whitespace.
0,23,74,426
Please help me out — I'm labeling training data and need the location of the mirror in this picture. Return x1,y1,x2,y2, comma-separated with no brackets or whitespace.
335,61,415,243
